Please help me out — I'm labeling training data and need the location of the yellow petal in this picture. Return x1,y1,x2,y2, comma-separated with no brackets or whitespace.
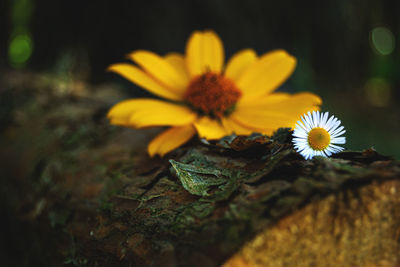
239,92,322,116
110,117,131,127
232,110,294,133
232,92,322,135
107,99,143,120
148,125,196,157
236,50,297,101
107,99,197,128
193,117,230,139
265,92,321,116
227,113,278,136
108,64,182,101
164,52,190,84
224,49,257,82
238,92,291,107
129,101,196,128
128,50,188,93
221,117,254,136
185,30,224,77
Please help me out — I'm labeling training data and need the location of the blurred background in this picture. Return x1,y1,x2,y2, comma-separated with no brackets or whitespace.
1,0,399,158
0,1,399,266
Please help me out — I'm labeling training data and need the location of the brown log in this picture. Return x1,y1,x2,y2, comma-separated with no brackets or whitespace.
1,71,399,266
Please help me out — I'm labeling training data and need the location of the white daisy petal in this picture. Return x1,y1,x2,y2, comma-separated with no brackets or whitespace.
332,130,346,138
330,120,341,132
320,112,329,128
312,111,319,127
330,144,345,151
292,111,346,160
293,131,307,138
296,122,308,133
325,115,335,129
315,111,321,126
319,111,324,126
331,126,344,136
327,118,339,132
303,113,313,129
308,113,315,124
331,137,346,144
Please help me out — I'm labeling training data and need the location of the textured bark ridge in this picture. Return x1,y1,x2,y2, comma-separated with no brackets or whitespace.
1,73,400,266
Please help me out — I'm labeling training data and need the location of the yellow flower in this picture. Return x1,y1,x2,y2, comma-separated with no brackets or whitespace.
107,30,322,157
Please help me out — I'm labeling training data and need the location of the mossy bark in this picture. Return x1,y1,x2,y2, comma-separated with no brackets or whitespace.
1,72,399,267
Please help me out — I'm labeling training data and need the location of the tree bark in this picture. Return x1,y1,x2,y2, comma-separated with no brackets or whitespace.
1,71,399,267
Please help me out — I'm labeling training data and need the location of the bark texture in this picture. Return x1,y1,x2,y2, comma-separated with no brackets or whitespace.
1,72,399,267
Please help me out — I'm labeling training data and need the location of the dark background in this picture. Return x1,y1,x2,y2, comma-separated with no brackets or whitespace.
1,0,400,157
0,1,399,266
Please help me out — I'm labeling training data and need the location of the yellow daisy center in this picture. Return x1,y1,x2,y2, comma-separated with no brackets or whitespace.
184,72,242,118
307,127,331,151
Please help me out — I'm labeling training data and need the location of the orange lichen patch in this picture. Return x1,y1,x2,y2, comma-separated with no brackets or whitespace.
184,72,242,117
307,127,330,151
223,180,400,267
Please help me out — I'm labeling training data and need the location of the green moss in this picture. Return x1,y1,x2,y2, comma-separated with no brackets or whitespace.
174,202,215,229
98,172,124,213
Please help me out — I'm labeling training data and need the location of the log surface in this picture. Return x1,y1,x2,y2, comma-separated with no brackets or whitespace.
1,72,399,266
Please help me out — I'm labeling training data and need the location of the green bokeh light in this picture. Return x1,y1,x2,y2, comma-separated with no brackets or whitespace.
8,34,33,67
370,27,395,56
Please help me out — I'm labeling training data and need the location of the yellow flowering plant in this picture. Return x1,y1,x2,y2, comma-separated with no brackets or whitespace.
107,30,321,156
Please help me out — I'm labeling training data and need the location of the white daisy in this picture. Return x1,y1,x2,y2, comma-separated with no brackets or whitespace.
292,111,346,160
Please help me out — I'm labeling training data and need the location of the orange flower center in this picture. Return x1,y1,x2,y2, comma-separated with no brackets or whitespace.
308,127,331,151
184,72,242,118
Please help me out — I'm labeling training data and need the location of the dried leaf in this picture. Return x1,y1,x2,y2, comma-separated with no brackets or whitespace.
169,160,227,196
